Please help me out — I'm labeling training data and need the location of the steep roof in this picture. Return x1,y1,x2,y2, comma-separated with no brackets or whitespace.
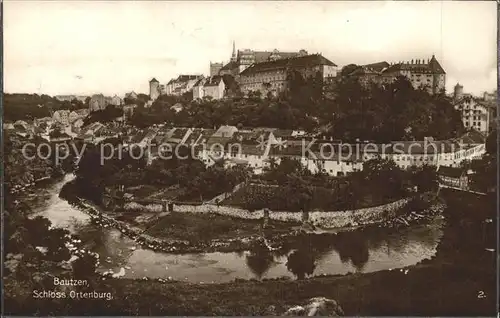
428,55,446,74
169,127,191,142
453,130,486,145
271,129,294,138
437,166,465,178
206,136,232,147
220,61,238,71
178,75,202,82
75,109,90,117
168,75,203,85
213,125,238,138
197,129,216,144
204,76,224,87
193,78,206,87
383,55,445,75
150,77,159,83
125,91,138,98
184,128,204,145
363,61,390,72
236,144,267,156
240,54,337,76
253,51,302,63
268,146,305,157
232,131,271,145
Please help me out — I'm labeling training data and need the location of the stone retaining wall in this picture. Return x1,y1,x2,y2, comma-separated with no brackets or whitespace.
309,198,409,228
124,197,410,229
124,202,164,213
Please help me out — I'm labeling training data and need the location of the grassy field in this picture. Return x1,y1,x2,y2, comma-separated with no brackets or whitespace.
143,212,297,243
222,183,402,211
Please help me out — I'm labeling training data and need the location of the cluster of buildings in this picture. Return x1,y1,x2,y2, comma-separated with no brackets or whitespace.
146,42,456,104
88,94,123,112
5,107,91,142
56,94,124,112
452,84,497,134
107,124,486,177
344,56,446,95
342,56,497,135
148,42,338,101
7,104,487,188
56,92,144,118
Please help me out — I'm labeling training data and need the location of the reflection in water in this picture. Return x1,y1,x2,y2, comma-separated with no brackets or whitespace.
331,232,370,271
29,176,445,283
286,249,317,279
246,250,274,279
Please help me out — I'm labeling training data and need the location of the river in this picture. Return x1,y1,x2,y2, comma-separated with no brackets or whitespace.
24,174,444,284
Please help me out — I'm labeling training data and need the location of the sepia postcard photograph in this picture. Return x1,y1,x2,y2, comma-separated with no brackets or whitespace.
2,0,498,316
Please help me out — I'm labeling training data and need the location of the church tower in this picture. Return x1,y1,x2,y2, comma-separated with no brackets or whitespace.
230,40,237,62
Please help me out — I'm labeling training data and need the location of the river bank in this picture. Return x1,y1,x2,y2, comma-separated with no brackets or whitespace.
5,175,495,316
6,232,496,316
61,179,445,255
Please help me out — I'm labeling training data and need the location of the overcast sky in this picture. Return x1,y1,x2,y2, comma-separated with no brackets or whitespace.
4,1,497,97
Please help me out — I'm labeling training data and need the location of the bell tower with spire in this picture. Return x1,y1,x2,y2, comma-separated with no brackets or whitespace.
230,40,237,62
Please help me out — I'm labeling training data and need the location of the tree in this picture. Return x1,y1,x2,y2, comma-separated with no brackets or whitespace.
246,244,274,279
72,253,98,280
410,165,438,192
286,249,316,279
485,128,497,155
340,64,359,77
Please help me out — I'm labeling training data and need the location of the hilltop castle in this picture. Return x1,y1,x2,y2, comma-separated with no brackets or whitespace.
210,41,309,78
346,55,446,94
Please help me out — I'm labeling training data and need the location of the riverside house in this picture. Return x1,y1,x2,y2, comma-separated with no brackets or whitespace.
437,166,469,190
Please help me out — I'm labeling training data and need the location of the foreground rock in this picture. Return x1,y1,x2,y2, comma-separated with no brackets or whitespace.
283,297,344,316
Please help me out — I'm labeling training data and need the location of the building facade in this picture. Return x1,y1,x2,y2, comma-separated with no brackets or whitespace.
346,55,446,94
239,54,337,96
453,83,490,134
89,94,109,112
215,41,309,78
437,166,469,190
52,110,70,125
193,76,226,100
110,95,123,106
210,62,223,76
165,75,204,96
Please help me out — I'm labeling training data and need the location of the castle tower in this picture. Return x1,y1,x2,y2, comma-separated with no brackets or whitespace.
210,62,223,76
230,40,237,62
454,83,464,100
149,78,160,101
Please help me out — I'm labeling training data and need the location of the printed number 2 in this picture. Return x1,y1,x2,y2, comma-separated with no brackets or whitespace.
477,291,486,299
